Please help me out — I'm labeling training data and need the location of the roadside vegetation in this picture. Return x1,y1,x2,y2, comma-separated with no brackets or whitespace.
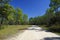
0,0,29,40
0,25,30,40
0,0,29,29
29,0,60,34
0,0,29,27
0,0,60,40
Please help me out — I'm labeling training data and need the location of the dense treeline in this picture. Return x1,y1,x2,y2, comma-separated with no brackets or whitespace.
0,0,28,29
0,0,60,33
29,0,60,32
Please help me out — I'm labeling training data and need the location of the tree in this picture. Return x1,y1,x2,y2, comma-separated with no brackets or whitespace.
0,0,11,4
15,8,23,24
29,17,34,25
0,0,11,26
8,6,16,25
0,0,12,29
49,0,60,12
22,14,28,24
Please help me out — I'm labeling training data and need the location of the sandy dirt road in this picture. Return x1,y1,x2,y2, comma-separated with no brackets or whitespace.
6,25,60,40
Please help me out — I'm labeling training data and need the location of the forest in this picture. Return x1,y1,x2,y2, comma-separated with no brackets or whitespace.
29,0,60,33
0,0,29,26
0,0,60,33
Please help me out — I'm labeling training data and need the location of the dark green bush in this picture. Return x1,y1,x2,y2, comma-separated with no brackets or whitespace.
48,24,60,32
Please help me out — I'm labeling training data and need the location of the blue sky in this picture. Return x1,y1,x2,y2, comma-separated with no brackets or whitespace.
10,0,50,18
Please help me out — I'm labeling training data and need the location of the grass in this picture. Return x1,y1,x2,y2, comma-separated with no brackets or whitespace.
39,25,49,30
54,32,60,35
39,25,60,35
0,25,30,40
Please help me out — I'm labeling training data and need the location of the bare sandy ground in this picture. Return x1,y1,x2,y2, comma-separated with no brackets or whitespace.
5,26,60,40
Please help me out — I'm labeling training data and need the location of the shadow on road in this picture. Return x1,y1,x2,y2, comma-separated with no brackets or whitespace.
42,37,60,40
18,28,44,31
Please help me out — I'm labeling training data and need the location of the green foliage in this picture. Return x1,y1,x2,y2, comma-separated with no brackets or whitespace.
0,25,30,40
0,0,11,28
0,0,29,30
0,0,11,4
14,8,23,25
22,14,28,24
29,0,60,33
48,24,60,32
49,0,60,12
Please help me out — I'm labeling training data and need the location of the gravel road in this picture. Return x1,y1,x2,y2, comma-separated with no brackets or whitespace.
6,25,60,40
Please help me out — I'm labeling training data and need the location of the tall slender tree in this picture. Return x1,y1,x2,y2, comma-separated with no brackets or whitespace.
15,8,23,24
23,14,28,24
